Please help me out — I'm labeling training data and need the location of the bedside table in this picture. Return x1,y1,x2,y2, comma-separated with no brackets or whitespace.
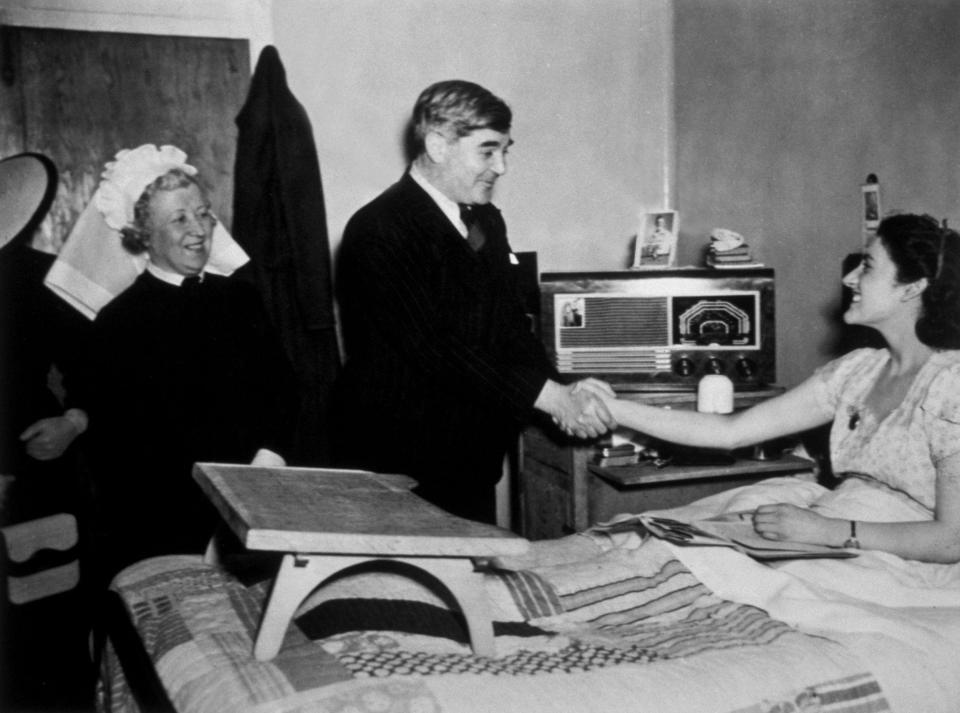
516,388,816,540
587,454,817,526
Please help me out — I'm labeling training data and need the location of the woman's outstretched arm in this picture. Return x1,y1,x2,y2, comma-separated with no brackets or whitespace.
580,377,830,451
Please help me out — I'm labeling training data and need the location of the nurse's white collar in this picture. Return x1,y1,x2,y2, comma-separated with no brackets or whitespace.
146,261,205,286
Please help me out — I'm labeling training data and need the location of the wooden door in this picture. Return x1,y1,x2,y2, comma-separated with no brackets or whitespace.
0,25,249,252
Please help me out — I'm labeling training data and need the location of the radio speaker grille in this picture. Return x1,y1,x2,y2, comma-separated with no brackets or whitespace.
557,348,672,373
559,297,668,348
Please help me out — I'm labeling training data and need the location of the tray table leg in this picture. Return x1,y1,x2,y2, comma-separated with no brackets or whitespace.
403,556,496,657
254,554,368,660
254,554,496,661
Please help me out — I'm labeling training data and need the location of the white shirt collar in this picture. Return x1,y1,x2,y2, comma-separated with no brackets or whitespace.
146,261,204,287
409,163,468,238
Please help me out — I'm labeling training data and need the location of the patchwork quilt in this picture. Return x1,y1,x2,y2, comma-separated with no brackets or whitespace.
98,533,892,713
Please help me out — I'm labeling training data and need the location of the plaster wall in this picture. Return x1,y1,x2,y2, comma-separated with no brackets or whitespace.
15,0,957,389
272,0,674,273
674,0,960,386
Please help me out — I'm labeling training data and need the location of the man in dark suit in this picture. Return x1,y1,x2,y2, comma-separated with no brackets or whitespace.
333,80,612,524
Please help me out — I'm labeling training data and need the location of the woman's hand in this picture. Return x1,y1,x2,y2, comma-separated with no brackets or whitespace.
752,503,839,545
535,379,616,439
570,378,617,403
19,411,86,461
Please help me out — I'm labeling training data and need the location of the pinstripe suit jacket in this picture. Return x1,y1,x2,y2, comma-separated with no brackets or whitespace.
334,171,556,486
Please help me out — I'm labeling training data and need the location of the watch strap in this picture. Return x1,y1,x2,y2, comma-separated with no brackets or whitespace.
842,520,861,549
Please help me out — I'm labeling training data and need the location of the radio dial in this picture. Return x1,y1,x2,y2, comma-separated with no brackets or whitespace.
736,357,757,379
705,357,724,374
674,356,696,376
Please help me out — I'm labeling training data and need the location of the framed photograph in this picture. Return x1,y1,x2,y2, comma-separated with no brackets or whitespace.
862,180,881,233
558,297,585,328
633,210,678,268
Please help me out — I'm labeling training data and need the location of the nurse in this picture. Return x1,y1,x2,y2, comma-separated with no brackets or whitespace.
80,145,297,583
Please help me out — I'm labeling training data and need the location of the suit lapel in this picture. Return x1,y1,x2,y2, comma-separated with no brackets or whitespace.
395,173,482,256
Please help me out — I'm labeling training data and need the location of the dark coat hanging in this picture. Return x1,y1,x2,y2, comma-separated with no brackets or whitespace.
232,45,341,465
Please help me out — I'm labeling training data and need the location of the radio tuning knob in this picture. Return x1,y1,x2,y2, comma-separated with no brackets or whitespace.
674,356,695,376
735,357,757,378
705,357,724,374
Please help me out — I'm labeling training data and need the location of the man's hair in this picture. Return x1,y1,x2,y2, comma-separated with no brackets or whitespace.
410,80,512,156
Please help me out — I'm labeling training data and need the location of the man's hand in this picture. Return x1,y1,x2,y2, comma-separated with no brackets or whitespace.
534,379,617,439
20,410,87,461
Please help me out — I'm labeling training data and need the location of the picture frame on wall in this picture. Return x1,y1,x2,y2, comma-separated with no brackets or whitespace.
862,177,881,234
633,210,678,268
558,297,585,328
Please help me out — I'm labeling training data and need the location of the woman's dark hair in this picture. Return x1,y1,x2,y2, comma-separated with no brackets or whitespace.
119,169,207,254
877,213,960,348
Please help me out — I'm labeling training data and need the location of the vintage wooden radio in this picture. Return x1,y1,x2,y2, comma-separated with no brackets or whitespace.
540,268,776,391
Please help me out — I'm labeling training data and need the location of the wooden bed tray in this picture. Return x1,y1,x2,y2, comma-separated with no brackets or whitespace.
192,463,529,660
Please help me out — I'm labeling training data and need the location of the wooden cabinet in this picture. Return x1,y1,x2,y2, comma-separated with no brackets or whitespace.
517,425,593,539
586,454,817,531
517,389,817,540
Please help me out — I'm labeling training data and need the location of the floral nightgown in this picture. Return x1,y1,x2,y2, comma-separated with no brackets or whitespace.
809,347,960,515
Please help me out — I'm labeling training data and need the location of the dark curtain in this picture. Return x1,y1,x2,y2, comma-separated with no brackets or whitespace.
232,45,340,465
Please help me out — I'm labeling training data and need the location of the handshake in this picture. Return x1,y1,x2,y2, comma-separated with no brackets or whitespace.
534,378,618,440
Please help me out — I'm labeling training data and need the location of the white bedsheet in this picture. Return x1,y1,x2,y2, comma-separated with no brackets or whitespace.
647,476,960,713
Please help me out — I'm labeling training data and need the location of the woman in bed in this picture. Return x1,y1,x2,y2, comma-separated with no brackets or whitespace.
580,213,960,564
80,145,297,585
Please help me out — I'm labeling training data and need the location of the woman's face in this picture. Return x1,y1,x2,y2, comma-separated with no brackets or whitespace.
842,235,914,327
145,183,215,276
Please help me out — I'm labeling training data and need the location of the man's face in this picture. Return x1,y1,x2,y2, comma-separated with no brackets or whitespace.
433,128,510,205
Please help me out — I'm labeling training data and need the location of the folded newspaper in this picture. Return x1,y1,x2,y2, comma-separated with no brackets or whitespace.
593,513,858,560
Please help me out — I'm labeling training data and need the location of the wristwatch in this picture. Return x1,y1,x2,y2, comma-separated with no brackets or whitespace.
842,520,861,549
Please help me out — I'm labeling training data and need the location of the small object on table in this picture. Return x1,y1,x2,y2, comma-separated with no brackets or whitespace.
593,443,641,467
193,463,529,660
697,373,734,414
705,228,763,268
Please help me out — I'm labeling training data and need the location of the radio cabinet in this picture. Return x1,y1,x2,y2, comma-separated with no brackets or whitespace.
517,388,816,540
540,268,776,390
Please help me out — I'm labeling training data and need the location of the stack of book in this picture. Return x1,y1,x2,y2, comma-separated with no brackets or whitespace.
706,243,763,268
705,229,763,269
592,443,640,467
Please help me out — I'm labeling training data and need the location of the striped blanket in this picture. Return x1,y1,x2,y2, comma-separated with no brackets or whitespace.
99,534,890,713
